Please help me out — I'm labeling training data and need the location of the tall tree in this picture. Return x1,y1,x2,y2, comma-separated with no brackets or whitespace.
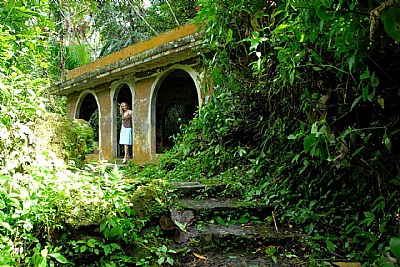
48,0,98,74
0,0,55,173
91,0,197,57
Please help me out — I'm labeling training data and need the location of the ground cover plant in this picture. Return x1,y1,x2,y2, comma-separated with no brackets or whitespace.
0,1,176,266
150,0,400,265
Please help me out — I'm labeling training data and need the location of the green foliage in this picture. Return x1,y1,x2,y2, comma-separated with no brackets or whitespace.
65,119,97,164
91,0,197,57
382,7,400,42
0,0,53,78
48,0,198,78
0,1,180,266
1,0,399,265
65,44,92,70
0,167,77,266
0,0,55,175
390,237,400,259
47,0,99,78
0,157,175,266
152,0,400,264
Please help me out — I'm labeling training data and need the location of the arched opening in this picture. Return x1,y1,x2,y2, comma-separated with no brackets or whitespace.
115,84,133,158
77,93,99,154
155,69,198,153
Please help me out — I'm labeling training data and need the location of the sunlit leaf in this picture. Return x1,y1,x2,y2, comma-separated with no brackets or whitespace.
383,132,392,152
167,257,174,265
48,253,68,264
193,252,207,260
215,216,225,225
158,256,165,265
226,28,233,44
332,262,361,267
348,55,355,72
40,248,48,258
377,96,384,109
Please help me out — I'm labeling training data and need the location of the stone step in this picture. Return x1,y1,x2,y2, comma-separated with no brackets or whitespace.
170,223,303,266
175,198,271,221
177,252,294,267
170,182,226,198
197,223,301,251
171,182,209,190
104,162,128,169
175,251,298,267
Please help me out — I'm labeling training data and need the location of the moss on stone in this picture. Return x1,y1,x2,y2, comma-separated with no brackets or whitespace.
35,114,95,167
129,179,170,220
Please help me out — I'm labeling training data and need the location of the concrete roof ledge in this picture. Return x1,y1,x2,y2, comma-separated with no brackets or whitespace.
51,24,204,95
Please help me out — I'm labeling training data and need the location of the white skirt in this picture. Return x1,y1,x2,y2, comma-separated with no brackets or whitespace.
119,127,132,145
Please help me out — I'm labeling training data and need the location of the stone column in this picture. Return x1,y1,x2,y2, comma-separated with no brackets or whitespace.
96,85,113,161
133,77,157,164
66,92,80,119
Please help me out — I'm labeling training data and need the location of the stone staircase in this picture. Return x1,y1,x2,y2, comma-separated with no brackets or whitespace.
164,182,304,267
104,165,360,266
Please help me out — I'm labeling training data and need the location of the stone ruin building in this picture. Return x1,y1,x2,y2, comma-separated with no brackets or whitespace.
51,24,212,164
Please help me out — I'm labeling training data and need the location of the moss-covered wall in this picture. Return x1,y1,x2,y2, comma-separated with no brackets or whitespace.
133,77,156,164
35,114,94,166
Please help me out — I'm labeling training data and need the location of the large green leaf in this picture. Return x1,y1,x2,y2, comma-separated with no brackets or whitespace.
65,44,92,70
315,5,333,21
304,134,317,152
382,7,400,42
390,237,400,259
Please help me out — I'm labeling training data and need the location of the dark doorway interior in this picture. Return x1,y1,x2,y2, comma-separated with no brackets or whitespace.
116,84,132,157
78,93,99,153
156,69,198,153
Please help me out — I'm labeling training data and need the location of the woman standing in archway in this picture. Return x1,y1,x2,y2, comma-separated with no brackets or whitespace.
119,102,132,164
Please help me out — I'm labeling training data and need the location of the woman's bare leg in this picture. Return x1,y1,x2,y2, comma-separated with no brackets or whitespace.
122,145,129,163
124,145,129,160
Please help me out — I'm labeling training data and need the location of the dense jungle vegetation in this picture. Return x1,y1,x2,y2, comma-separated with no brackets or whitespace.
0,0,399,266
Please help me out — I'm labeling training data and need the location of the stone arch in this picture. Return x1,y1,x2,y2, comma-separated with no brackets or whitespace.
75,91,100,154
111,83,134,158
151,67,200,154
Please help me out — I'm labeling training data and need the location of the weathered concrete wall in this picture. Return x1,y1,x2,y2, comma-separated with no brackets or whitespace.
134,77,157,164
97,86,112,160
66,92,79,119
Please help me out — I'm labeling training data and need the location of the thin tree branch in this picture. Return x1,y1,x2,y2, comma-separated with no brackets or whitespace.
128,1,158,35
165,0,180,26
